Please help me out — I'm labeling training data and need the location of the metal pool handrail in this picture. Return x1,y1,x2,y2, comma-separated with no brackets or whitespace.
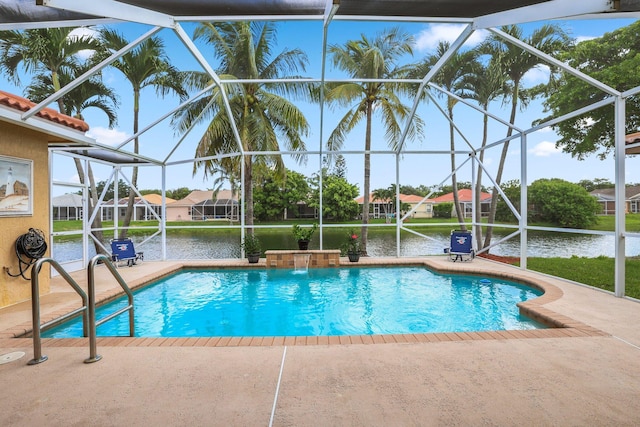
28,255,135,365
86,254,135,363
29,257,89,365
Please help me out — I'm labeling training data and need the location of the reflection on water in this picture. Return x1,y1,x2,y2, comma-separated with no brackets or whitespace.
52,228,640,262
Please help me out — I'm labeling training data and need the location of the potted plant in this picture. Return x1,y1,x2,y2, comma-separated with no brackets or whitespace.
241,233,262,263
292,223,317,250
341,229,361,262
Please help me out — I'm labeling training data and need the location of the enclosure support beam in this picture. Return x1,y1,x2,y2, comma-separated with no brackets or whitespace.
471,155,478,251
520,134,528,270
396,153,401,258
614,96,626,297
113,167,119,240
82,159,90,267
161,166,167,261
474,0,615,29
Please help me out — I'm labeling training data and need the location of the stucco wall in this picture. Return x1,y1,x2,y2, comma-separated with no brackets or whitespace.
0,121,50,307
166,205,191,221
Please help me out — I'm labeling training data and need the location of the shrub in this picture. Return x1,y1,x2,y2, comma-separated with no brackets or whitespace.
433,202,453,218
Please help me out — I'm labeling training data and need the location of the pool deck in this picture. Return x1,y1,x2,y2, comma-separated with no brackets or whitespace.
1,256,639,425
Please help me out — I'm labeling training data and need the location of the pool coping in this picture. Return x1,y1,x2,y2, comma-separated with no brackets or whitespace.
0,257,609,345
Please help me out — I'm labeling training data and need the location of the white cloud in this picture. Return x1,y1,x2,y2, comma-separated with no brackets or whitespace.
68,27,98,61
414,24,487,52
522,64,551,86
69,27,97,39
528,141,560,157
86,127,130,146
576,35,596,44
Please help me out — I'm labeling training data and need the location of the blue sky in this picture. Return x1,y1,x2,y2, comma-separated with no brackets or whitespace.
2,16,638,196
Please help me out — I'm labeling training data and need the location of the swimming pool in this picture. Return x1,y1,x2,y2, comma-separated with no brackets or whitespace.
43,266,545,338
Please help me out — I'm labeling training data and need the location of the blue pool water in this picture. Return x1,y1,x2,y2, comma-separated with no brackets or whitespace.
43,267,545,338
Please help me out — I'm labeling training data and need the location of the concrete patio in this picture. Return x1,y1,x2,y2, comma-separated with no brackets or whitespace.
1,257,639,426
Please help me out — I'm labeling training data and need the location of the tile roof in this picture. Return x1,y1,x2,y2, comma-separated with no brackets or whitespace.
102,194,177,205
51,193,84,207
590,185,640,200
429,189,492,203
173,189,237,205
355,190,492,204
0,90,89,132
141,193,175,205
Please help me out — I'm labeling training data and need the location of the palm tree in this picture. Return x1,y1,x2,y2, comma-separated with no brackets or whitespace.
203,155,242,220
372,185,395,222
0,28,101,111
326,28,424,255
414,41,478,229
25,62,119,127
462,59,507,249
98,29,187,238
480,24,569,250
172,21,311,231
0,27,108,253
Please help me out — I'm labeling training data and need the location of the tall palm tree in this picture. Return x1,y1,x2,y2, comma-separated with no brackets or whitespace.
480,24,569,250
98,29,187,238
461,59,507,249
414,41,478,228
172,21,311,231
326,28,424,255
0,27,108,253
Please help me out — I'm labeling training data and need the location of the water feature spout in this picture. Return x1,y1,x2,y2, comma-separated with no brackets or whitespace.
293,253,311,272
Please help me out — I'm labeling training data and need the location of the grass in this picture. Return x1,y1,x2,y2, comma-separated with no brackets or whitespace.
523,256,640,299
52,218,464,235
53,214,640,234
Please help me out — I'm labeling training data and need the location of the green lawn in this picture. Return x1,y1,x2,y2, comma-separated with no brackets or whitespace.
523,256,640,299
53,214,640,234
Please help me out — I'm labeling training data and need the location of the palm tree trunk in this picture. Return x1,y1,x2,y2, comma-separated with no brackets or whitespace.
475,109,489,249
244,154,254,233
361,101,373,256
120,93,140,239
449,106,466,230
120,163,138,239
483,84,519,250
64,91,106,255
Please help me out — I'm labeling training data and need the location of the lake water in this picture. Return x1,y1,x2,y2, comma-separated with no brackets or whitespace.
51,228,640,262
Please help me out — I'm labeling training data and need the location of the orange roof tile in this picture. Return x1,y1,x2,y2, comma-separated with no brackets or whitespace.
142,194,175,204
0,90,89,132
430,188,491,203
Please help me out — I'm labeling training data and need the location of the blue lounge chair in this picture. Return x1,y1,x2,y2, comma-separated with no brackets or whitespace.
446,230,475,262
110,238,143,267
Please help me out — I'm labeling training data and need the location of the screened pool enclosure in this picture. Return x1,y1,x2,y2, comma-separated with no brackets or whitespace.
1,1,640,297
